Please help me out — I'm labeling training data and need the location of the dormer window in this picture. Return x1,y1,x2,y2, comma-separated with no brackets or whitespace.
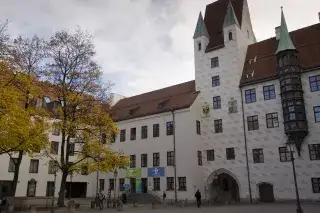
197,42,202,51
44,97,51,103
158,100,169,109
228,31,233,41
129,106,140,115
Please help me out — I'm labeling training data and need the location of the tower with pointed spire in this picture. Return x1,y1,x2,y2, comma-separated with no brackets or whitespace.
276,8,308,155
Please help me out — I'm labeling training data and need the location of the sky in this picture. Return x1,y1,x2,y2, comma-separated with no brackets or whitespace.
0,0,319,97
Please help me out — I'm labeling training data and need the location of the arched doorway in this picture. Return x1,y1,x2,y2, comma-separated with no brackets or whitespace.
206,169,240,204
258,183,274,202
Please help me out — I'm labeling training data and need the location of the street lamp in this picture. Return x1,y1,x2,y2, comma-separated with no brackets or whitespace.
51,165,58,213
286,140,303,213
114,170,118,199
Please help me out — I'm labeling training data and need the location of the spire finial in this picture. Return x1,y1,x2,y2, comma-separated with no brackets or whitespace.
281,6,283,10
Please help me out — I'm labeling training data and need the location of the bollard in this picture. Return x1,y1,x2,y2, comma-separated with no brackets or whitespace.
30,205,37,213
8,204,14,212
151,201,156,209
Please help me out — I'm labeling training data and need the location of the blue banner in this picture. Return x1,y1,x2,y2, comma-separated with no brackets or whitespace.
148,167,165,177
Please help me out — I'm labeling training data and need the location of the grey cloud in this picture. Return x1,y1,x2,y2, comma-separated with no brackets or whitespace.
0,0,319,97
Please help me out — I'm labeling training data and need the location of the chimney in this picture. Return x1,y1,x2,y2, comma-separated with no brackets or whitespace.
275,26,281,40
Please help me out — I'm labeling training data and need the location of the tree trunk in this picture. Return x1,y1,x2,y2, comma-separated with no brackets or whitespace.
12,151,23,196
57,170,68,207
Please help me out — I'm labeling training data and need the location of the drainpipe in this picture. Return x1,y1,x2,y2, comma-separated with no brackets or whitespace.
240,88,253,203
172,110,178,204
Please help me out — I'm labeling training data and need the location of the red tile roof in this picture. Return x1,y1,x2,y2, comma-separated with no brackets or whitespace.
111,81,199,122
204,0,244,52
240,23,320,86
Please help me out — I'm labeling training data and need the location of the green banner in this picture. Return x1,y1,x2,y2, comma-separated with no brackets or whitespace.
126,168,141,178
136,179,142,193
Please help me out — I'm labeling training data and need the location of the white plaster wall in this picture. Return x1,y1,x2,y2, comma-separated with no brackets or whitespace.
103,105,203,200
0,132,97,198
241,70,320,201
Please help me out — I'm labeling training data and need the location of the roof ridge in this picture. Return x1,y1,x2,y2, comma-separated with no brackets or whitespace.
113,89,197,110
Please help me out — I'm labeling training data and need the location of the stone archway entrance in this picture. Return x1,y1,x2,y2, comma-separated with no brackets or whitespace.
206,168,240,204
258,183,274,202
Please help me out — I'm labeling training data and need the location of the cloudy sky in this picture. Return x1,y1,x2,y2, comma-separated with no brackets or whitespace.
0,0,319,97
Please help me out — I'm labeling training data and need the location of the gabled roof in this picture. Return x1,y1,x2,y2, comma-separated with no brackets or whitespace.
193,12,209,39
240,23,320,86
276,8,296,54
204,0,244,52
111,81,199,122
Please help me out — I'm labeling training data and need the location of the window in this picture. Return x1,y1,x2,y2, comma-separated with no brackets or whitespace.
153,178,160,191
312,178,320,193
252,149,264,163
178,177,186,191
196,120,201,135
263,85,276,100
81,165,88,175
167,151,174,166
153,124,159,137
309,75,320,92
247,115,259,131
197,42,201,51
197,151,202,166
314,106,320,122
52,123,60,136
99,179,105,191
29,159,39,173
211,57,219,68
153,153,160,167
46,181,55,197
109,179,115,190
119,178,125,191
214,119,223,133
166,121,173,135
212,76,220,87
167,177,174,190
207,150,215,161
141,126,148,139
130,155,136,168
130,128,136,140
279,147,292,162
8,158,17,173
48,160,58,174
51,141,59,154
68,143,75,156
309,144,320,160
228,31,233,40
245,89,256,103
213,96,221,109
120,129,126,142
226,148,235,160
266,113,279,128
141,154,148,167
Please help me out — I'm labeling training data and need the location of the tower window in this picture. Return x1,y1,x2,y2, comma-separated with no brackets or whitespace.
228,31,233,41
198,42,201,51
211,57,219,68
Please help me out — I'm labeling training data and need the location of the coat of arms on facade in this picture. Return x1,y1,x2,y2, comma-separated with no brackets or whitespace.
202,102,210,116
228,97,238,114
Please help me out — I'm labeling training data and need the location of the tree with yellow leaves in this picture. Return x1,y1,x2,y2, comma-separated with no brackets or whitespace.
0,61,50,195
44,29,128,206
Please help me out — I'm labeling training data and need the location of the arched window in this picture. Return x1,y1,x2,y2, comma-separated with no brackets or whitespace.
228,32,233,41
198,42,201,51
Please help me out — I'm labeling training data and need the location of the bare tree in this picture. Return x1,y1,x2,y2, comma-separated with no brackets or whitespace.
0,20,9,58
45,29,123,207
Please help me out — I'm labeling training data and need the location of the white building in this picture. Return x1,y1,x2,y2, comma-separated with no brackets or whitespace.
0,0,320,204
107,0,320,203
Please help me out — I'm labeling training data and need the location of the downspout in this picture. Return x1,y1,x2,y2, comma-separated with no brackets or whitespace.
240,88,252,203
172,110,178,203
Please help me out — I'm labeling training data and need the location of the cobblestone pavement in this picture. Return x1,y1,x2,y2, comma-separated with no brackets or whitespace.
28,203,320,213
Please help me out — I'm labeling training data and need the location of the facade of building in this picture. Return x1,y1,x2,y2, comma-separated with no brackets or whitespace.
0,0,320,204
